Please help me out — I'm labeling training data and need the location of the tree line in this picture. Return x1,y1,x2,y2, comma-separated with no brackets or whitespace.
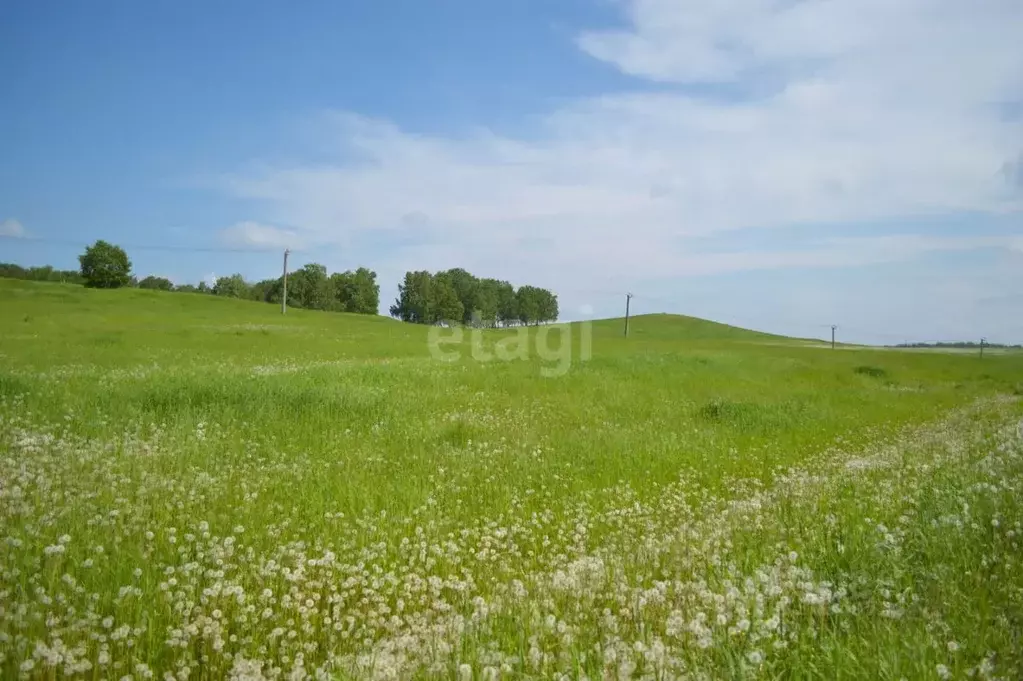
0,263,85,285
1,241,562,324
893,341,1023,349
195,264,380,314
0,240,380,315
389,268,558,326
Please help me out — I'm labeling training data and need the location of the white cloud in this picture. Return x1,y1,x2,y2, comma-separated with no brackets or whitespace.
215,0,1023,337
659,234,1015,278
577,0,1023,88
0,218,27,238
219,221,303,251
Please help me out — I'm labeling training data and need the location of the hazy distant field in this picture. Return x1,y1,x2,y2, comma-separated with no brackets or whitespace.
2,279,1022,680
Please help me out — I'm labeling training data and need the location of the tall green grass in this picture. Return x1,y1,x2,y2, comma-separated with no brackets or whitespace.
1,279,1022,680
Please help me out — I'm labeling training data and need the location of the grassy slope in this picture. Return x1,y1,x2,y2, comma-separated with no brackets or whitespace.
589,312,796,342
3,277,1021,515
2,278,1023,679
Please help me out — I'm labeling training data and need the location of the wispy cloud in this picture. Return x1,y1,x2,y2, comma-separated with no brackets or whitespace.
662,234,1016,277
221,2,1021,264
218,221,304,251
0,218,27,238
213,0,1023,337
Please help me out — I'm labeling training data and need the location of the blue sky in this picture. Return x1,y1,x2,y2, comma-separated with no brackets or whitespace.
2,0,1021,344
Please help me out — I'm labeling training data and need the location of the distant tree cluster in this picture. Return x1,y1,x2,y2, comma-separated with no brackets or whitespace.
211,264,380,314
138,276,174,291
0,262,84,285
389,268,558,326
894,341,1022,349
2,242,564,326
0,240,381,317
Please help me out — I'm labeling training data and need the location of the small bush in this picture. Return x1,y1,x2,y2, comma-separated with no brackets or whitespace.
698,398,742,422
0,373,29,398
439,420,475,448
696,398,809,434
854,365,887,378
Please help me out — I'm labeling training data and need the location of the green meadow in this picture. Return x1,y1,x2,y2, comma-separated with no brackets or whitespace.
2,277,1022,681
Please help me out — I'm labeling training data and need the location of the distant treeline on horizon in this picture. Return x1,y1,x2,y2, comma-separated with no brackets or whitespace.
0,259,382,315
891,341,1022,349
0,243,559,328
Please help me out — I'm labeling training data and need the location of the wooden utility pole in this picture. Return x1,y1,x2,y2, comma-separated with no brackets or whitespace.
624,293,633,337
281,248,290,315
831,325,837,349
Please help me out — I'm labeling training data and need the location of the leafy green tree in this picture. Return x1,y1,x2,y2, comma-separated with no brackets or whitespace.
288,263,332,310
349,267,380,314
174,284,198,293
389,270,556,326
78,240,132,288
331,267,380,314
495,281,519,326
28,265,54,281
514,286,558,325
249,278,282,304
538,288,559,324
390,271,434,323
430,275,464,324
516,285,543,325
331,271,354,310
0,263,27,280
474,278,506,327
213,274,250,298
55,270,85,284
0,263,83,284
138,276,174,291
437,268,479,324
0,263,25,279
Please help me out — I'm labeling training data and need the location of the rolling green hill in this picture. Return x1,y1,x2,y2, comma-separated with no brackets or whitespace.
589,312,796,343
2,277,1023,679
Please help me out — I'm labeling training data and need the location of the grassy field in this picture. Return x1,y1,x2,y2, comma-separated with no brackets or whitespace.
2,278,1023,681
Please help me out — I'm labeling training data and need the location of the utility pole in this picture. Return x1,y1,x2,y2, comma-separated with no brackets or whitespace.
980,337,986,359
281,248,290,315
624,293,633,337
831,325,837,350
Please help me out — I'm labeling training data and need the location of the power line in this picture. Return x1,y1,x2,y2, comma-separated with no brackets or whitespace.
587,293,1018,347
0,234,303,255
617,294,1019,346
424,283,1018,344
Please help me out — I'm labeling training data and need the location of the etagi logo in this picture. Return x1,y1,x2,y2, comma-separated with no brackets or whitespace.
427,307,593,378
